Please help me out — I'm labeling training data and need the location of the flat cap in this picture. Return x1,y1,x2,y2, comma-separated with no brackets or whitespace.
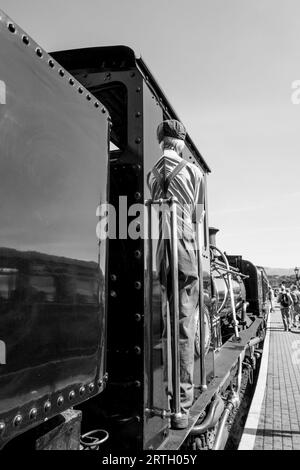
157,119,186,143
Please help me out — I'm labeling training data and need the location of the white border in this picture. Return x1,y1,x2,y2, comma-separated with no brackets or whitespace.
238,310,271,450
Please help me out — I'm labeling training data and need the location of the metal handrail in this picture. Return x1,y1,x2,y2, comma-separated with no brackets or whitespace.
145,197,181,417
145,199,154,409
196,219,207,391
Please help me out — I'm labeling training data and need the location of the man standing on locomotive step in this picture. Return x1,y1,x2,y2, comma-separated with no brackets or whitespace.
147,119,204,429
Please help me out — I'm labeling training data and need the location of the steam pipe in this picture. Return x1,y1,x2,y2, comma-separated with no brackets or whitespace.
241,301,249,328
212,260,249,278
247,336,262,348
212,391,240,450
210,245,240,340
190,395,224,435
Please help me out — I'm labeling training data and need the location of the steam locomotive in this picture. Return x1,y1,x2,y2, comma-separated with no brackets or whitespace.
0,10,270,451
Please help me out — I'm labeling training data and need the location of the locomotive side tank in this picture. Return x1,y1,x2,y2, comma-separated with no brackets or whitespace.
0,11,109,448
227,256,269,316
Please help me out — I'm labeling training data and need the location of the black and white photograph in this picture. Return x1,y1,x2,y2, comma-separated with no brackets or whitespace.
0,0,299,456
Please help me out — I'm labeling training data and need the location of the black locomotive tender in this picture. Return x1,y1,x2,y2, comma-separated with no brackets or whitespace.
0,11,270,451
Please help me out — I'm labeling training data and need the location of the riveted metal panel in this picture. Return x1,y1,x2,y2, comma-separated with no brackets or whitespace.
51,48,146,450
0,10,109,448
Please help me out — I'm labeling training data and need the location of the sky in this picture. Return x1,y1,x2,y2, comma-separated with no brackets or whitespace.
1,0,300,268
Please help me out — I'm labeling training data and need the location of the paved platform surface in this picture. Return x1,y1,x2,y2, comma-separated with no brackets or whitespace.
239,303,300,450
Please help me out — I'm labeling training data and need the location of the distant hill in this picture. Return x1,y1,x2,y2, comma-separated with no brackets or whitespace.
264,267,296,276
263,267,298,287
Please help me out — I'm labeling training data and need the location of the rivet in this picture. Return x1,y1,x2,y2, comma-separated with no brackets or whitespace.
86,94,91,101
103,373,109,382
134,250,141,259
0,422,5,433
22,35,29,45
78,87,83,94
36,48,43,58
89,383,95,392
79,386,86,396
8,23,16,33
110,290,117,298
97,379,103,387
69,390,75,401
48,59,55,68
13,415,22,427
134,380,141,388
106,73,111,79
29,408,37,420
135,313,142,322
59,69,65,77
44,401,51,413
101,107,106,113
135,112,141,118
110,274,117,281
135,137,141,144
134,346,141,355
134,281,142,290
57,395,64,406
94,102,100,108
69,78,75,85
136,87,141,93
134,192,141,200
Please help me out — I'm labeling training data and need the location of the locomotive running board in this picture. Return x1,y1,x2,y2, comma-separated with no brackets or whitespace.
158,316,263,450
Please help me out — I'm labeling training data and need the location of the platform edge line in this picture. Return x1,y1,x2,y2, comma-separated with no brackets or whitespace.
238,310,271,450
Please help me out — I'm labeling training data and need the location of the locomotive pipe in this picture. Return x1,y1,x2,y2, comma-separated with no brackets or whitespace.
212,391,240,450
212,260,249,279
196,215,207,391
248,336,262,348
210,245,240,340
241,301,249,328
190,395,224,436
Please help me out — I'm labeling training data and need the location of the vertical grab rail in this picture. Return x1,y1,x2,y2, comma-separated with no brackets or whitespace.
196,219,207,391
145,200,154,409
144,197,181,418
169,197,181,416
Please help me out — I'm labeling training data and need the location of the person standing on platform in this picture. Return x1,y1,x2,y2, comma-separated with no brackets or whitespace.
268,286,275,313
278,286,293,331
290,285,300,327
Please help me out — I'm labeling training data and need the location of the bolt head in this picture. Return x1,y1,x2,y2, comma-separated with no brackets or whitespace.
13,415,22,427
29,408,37,420
44,401,51,413
57,396,64,406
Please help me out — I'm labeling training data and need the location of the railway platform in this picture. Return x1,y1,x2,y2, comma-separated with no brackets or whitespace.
239,302,300,450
